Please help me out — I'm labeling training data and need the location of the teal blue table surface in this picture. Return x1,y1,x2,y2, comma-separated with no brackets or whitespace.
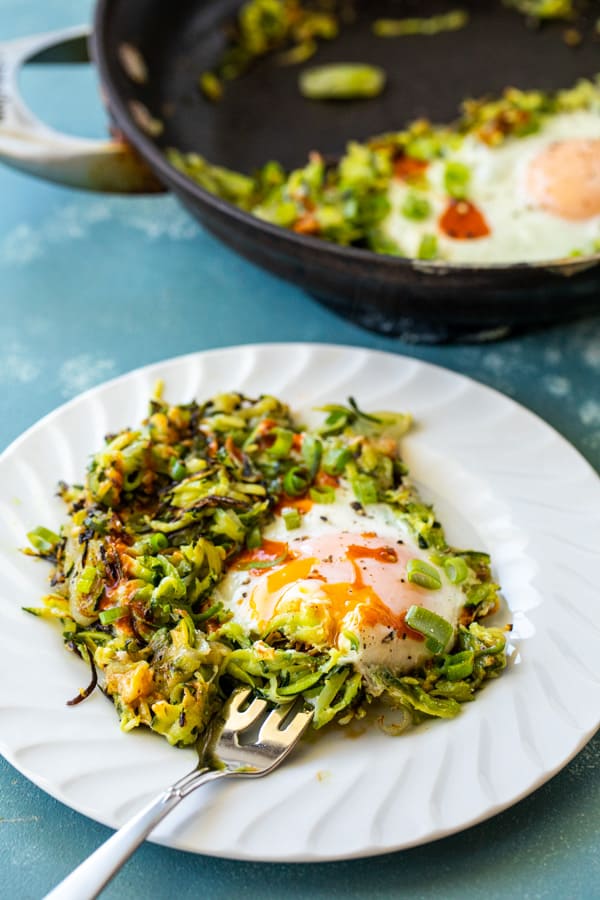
1,2,599,897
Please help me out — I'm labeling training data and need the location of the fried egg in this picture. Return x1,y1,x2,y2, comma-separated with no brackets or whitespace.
214,485,467,675
384,109,600,264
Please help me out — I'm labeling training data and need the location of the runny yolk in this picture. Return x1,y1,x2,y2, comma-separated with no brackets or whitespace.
267,557,316,593
526,138,600,221
439,199,491,240
245,532,430,642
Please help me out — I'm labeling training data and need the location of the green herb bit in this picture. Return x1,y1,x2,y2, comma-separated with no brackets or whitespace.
401,192,431,221
76,565,100,597
267,427,295,458
299,63,386,101
322,445,353,475
351,473,378,505
283,466,310,496
253,199,299,228
466,582,500,610
444,161,471,200
170,459,187,481
367,229,405,256
439,648,475,681
309,484,335,503
417,234,438,261
99,606,128,625
443,556,469,585
199,71,223,102
373,10,469,38
167,150,257,209
301,433,323,479
276,39,317,66
318,397,382,435
283,508,302,530
405,604,453,654
406,559,442,591
348,397,383,424
27,526,61,554
504,0,575,21
246,526,262,549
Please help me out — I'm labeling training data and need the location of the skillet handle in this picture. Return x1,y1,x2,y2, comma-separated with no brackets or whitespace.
0,25,164,193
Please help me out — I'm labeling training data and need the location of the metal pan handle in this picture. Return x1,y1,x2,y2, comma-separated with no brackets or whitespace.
0,25,163,193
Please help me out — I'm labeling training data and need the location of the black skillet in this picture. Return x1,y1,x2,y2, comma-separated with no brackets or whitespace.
91,0,600,341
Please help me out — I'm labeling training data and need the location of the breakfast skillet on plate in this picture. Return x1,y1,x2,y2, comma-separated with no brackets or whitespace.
25,389,508,746
2,344,600,862
1,0,599,338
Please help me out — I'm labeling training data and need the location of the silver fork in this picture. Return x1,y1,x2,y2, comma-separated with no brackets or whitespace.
46,689,313,900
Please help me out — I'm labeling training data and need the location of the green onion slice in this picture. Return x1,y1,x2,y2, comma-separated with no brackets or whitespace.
405,604,453,654
417,234,438,260
401,192,431,221
301,434,322,479
245,527,262,550
299,63,386,101
322,446,353,475
99,606,128,625
267,428,294,458
406,558,442,590
283,508,302,530
149,532,169,553
351,474,378,505
309,485,335,504
444,160,471,199
170,460,187,481
283,466,310,496
440,649,474,681
76,565,99,596
27,526,60,553
443,556,469,584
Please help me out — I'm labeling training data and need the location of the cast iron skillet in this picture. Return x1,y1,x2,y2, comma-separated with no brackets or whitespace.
92,0,600,341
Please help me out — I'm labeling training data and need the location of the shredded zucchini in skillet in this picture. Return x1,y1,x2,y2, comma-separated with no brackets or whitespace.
199,0,596,100
169,77,600,260
26,392,508,747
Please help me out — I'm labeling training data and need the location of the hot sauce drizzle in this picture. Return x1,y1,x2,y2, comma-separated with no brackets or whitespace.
394,155,430,182
234,539,289,571
439,199,491,240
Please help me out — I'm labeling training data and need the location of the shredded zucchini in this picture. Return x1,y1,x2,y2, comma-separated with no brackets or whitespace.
26,393,508,747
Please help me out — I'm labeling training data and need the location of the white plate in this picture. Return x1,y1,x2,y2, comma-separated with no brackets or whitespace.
0,343,599,862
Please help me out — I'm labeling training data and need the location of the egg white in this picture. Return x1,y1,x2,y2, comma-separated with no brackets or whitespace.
384,110,600,264
213,484,468,675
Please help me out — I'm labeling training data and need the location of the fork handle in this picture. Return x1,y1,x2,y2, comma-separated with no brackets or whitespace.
45,768,225,900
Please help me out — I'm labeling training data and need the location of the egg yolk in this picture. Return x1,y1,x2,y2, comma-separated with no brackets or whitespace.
240,532,431,643
526,138,600,221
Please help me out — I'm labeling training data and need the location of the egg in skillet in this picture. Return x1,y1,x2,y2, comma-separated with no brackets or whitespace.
214,484,470,675
383,107,600,264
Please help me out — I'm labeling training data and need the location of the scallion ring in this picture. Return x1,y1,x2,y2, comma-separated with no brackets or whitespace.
405,604,453,654
309,485,335,504
99,606,127,625
406,558,442,590
443,556,469,584
283,466,310,497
